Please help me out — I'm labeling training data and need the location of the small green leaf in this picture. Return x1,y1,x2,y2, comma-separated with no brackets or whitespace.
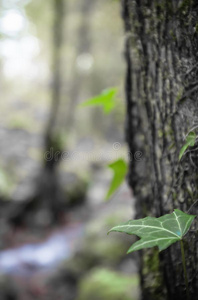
179,144,189,161
105,159,128,201
186,131,196,145
108,209,196,253
179,131,196,160
80,88,118,114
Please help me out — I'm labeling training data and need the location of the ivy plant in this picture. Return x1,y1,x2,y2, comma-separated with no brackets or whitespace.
105,159,127,201
108,209,196,299
179,131,196,160
82,87,128,201
80,87,118,114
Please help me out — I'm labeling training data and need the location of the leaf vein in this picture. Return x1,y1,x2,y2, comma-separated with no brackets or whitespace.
131,237,177,251
173,211,182,235
115,224,179,238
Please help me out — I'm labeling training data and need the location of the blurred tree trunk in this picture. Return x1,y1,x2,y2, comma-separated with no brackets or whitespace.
45,0,65,169
122,0,198,299
64,0,95,129
35,0,65,223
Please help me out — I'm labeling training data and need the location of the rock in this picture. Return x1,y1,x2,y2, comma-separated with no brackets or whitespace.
59,172,89,207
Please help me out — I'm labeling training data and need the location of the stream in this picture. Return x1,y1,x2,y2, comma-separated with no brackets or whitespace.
0,223,83,277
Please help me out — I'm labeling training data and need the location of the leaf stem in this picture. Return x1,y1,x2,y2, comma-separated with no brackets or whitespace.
180,240,190,300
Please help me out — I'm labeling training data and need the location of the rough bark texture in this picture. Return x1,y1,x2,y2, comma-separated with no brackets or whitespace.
122,0,198,299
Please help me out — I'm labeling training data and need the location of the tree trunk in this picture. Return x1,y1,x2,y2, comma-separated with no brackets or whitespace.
122,0,198,299
4,0,66,228
33,0,66,224
44,0,65,170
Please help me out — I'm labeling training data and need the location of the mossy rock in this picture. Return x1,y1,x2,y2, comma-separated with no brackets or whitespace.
65,178,88,206
76,267,139,300
66,236,130,278
59,172,89,206
82,235,130,264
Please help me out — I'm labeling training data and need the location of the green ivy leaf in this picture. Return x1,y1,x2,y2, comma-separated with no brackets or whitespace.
105,159,128,201
108,209,196,253
80,88,118,114
179,131,196,160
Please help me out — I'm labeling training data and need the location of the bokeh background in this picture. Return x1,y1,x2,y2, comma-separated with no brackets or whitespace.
0,0,139,299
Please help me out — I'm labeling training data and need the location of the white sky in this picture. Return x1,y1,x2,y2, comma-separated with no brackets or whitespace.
0,9,42,80
0,10,25,34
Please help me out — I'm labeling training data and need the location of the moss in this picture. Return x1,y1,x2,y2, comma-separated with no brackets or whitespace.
179,0,191,13
169,29,176,41
143,248,160,273
76,268,139,300
172,192,177,201
142,248,164,299
176,87,184,102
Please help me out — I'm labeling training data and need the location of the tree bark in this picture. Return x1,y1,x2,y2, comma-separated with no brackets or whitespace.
122,0,198,299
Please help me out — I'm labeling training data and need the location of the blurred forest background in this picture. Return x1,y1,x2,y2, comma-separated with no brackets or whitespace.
0,0,138,299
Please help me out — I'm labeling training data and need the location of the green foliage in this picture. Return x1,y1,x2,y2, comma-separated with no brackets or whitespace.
8,115,34,130
76,267,138,300
81,237,129,266
0,168,13,198
105,158,127,201
81,88,118,114
179,131,196,160
108,209,196,253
